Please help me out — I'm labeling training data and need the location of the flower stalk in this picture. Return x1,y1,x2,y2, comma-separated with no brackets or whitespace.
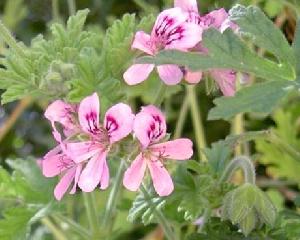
186,85,207,161
101,160,126,236
83,192,100,238
219,156,256,184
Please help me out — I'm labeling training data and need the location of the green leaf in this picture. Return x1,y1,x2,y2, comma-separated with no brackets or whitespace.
208,81,295,120
256,108,300,185
293,20,300,77
127,189,165,225
138,28,295,81
204,141,231,174
0,207,36,240
229,5,295,66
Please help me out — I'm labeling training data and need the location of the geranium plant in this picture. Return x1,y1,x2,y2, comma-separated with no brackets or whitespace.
0,0,300,239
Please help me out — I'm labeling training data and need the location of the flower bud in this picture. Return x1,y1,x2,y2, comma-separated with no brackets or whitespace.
222,183,276,236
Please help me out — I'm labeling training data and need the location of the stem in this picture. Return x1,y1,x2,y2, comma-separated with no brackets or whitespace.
102,160,126,236
52,0,60,22
0,21,25,57
197,208,211,233
83,192,99,238
41,217,68,240
0,97,32,143
219,156,256,184
153,82,167,106
232,113,244,155
53,214,91,240
67,0,76,16
186,85,207,161
140,184,178,240
174,95,189,139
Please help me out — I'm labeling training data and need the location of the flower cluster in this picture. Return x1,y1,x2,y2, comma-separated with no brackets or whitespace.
123,0,238,96
42,93,193,200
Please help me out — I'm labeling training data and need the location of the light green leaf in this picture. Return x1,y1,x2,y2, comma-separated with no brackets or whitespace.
208,81,295,120
256,108,300,185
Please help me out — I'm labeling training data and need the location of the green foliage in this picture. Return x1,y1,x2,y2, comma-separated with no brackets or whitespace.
256,107,300,184
137,4,299,121
127,189,166,225
229,5,295,66
222,183,276,236
169,161,233,221
208,81,295,120
0,159,59,240
138,27,295,81
293,20,300,78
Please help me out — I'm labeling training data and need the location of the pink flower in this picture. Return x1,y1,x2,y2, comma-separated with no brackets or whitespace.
66,93,134,192
123,105,193,196
175,0,238,96
42,145,82,201
123,7,202,86
44,100,78,142
42,100,82,200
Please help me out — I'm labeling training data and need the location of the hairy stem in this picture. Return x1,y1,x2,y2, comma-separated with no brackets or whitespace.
153,82,167,106
83,192,100,238
41,217,68,240
174,95,189,139
197,208,211,233
52,0,60,22
67,0,76,16
0,97,32,143
53,214,91,240
102,160,126,237
219,156,256,184
0,21,25,57
186,85,207,161
140,184,178,240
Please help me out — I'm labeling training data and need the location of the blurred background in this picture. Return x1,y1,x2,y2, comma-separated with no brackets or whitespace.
0,0,300,239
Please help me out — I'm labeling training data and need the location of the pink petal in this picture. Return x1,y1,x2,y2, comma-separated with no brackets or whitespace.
150,139,193,160
132,31,154,55
174,0,198,13
78,152,107,192
54,167,77,201
99,159,110,190
151,8,187,40
78,93,100,134
220,18,239,33
44,100,76,141
165,22,202,50
157,65,183,85
202,8,228,29
104,103,134,143
70,164,82,194
185,70,203,84
134,105,167,147
64,141,100,163
42,146,73,177
210,69,236,96
147,160,174,196
123,64,155,85
123,154,147,191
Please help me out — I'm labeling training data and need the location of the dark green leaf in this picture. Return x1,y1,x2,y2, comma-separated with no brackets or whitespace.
229,5,295,66
208,81,295,120
138,29,295,81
